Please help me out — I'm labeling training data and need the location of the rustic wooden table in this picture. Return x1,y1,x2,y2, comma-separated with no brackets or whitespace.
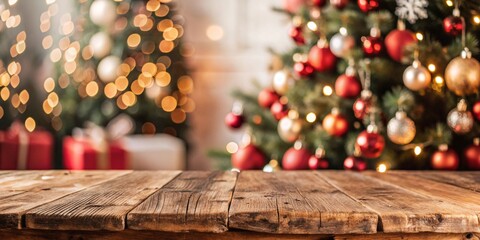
0,170,479,240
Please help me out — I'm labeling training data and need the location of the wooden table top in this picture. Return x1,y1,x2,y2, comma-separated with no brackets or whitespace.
0,170,479,237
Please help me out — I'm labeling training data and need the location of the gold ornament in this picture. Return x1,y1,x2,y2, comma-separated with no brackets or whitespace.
445,48,480,96
272,70,294,95
403,59,431,91
278,111,302,142
387,111,416,145
447,99,474,134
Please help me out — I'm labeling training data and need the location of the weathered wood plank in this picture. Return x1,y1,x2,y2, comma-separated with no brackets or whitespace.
0,170,131,229
409,171,480,192
127,171,237,233
336,232,480,240
229,171,378,234
321,171,480,233
25,171,180,231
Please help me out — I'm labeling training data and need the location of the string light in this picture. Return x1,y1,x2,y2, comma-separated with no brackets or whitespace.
474,16,480,25
414,146,422,156
306,112,317,123
377,163,387,173
445,0,453,7
434,76,444,85
427,64,436,72
323,86,333,96
415,32,423,41
206,25,224,41
226,142,238,154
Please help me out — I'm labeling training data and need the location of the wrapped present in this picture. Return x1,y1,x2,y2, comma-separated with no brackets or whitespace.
0,123,53,170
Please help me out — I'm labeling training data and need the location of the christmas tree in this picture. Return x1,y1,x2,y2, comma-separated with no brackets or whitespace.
224,0,480,171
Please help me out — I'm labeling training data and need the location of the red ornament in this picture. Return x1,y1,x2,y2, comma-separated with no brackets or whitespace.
308,45,337,72
357,0,379,12
289,26,305,45
311,0,327,7
231,144,266,170
282,146,311,170
465,139,480,170
308,155,329,169
294,61,315,77
258,89,280,108
344,156,367,171
431,145,459,170
322,109,349,137
283,0,306,12
472,101,480,121
225,112,244,129
353,94,372,119
335,74,361,99
330,0,348,9
270,101,289,120
362,36,383,57
443,16,463,36
385,29,417,62
355,129,385,158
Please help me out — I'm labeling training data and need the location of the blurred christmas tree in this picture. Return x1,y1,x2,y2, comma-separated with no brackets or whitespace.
46,0,192,139
222,0,480,171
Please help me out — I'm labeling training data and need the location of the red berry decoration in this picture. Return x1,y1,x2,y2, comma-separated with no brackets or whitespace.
311,0,327,7
443,16,463,36
385,29,417,62
225,112,244,129
465,139,480,170
322,109,349,137
431,145,459,170
294,61,315,77
355,126,385,159
283,0,306,13
472,101,480,121
270,100,289,120
282,145,311,170
362,36,383,57
357,0,379,12
289,26,305,45
344,156,367,171
231,144,266,170
258,89,280,108
335,74,361,99
308,45,337,72
330,0,348,9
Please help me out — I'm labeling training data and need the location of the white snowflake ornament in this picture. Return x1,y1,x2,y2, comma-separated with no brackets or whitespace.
395,0,429,24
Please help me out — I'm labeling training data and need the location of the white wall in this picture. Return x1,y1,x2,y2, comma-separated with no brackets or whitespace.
177,0,293,169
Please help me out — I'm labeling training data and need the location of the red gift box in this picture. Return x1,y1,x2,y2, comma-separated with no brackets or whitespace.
0,127,53,170
63,136,128,170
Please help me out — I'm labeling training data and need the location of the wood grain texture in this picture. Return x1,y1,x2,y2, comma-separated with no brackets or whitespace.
410,171,480,192
0,170,130,229
25,171,180,231
127,171,237,233
321,171,480,233
336,232,480,240
229,171,378,234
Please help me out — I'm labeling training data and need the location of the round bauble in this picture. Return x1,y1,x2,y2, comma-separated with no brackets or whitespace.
465,139,480,170
385,29,416,63
431,145,459,170
258,89,280,108
294,61,315,77
403,60,431,91
283,0,306,12
472,101,480,121
362,36,383,57
357,0,379,12
353,90,372,119
282,146,311,170
330,32,355,57
89,32,112,59
270,101,289,120
308,155,329,169
322,110,349,137
232,144,266,170
225,112,244,129
289,26,305,45
97,55,121,82
330,0,349,9
355,129,385,158
444,54,480,96
344,156,367,171
273,70,294,95
308,45,337,72
387,111,416,145
335,74,361,99
447,100,474,134
443,16,463,36
89,0,117,26
278,115,303,142
312,0,327,7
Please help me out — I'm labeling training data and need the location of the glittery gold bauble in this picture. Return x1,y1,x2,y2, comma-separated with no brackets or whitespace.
278,114,302,142
445,50,480,96
447,99,474,134
387,111,416,145
403,60,431,91
272,70,294,95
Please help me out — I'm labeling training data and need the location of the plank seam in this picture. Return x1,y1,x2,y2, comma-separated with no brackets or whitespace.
226,171,239,230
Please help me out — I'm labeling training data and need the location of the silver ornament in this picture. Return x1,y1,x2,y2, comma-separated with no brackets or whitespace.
387,111,416,145
447,99,474,134
278,114,302,142
403,60,431,91
272,70,294,95
329,29,355,57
